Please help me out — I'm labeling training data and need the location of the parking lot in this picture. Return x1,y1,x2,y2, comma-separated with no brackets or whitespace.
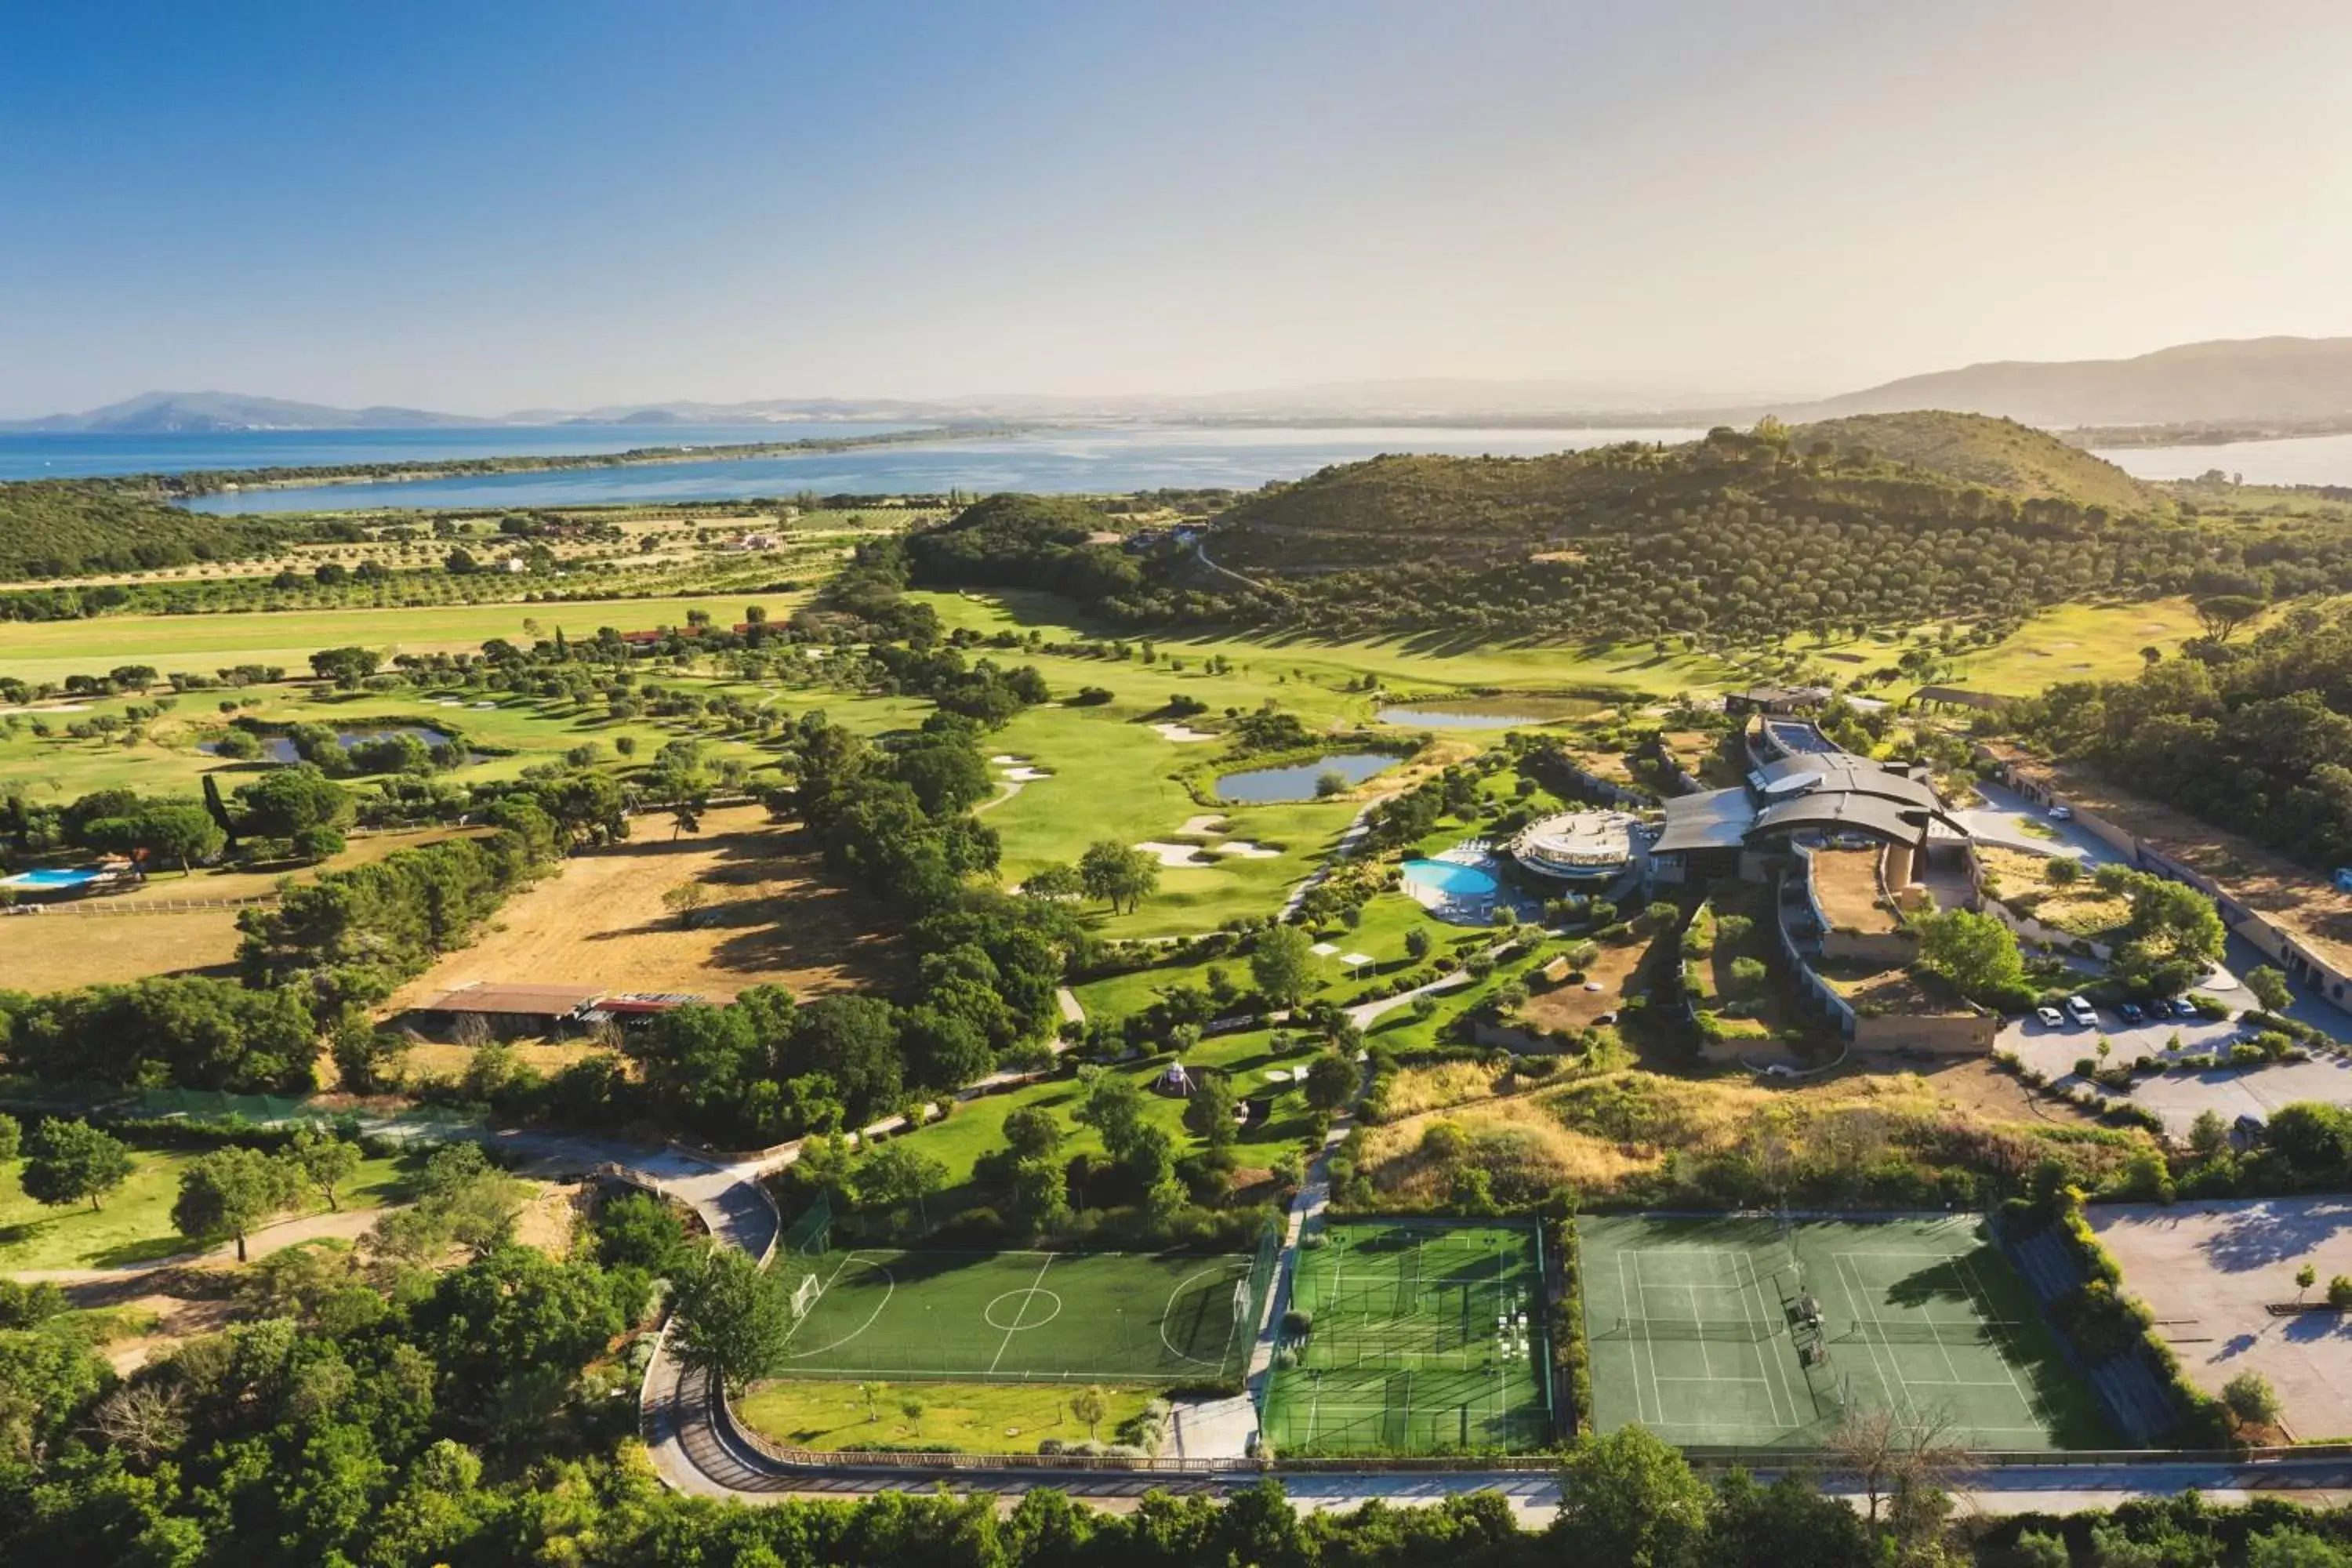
2000,1008,2352,1139
2095,1196,2352,1440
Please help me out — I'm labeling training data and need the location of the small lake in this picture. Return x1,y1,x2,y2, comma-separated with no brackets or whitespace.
203,724,466,765
1216,752,1393,804
1377,700,1599,730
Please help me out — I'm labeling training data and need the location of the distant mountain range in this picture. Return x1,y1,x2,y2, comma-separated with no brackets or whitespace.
1777,337,2352,428
0,390,495,434
15,337,2352,435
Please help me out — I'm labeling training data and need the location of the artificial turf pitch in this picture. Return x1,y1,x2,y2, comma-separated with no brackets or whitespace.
1578,1214,2115,1451
1260,1221,1552,1456
778,1246,1257,1382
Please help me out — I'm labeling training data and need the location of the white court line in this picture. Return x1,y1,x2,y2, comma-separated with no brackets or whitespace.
1709,1247,1787,1428
1726,1248,1800,1431
1654,1374,1774,1385
780,1247,863,1347
1616,1252,1652,1425
1833,1252,1911,1420
1953,1252,2049,1425
987,1252,1058,1374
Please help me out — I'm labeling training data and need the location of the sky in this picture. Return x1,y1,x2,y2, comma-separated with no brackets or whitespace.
3,0,2350,417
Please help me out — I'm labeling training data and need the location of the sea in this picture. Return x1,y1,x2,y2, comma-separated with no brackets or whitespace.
5,422,2352,511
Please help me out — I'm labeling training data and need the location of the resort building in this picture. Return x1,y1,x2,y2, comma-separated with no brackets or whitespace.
1507,808,1645,885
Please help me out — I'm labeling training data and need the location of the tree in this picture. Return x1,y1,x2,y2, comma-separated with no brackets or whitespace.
1020,862,1083,900
2298,1264,2318,1301
1404,926,1432,961
2194,593,2267,642
1076,840,1159,914
858,1381,886,1422
172,1145,301,1262
1003,1104,1065,1162
1069,1384,1109,1442
2045,855,2082,887
855,1142,947,1227
1553,1425,1711,1568
1303,1051,1357,1114
1913,906,2025,1000
1183,1071,1240,1152
1011,1156,1071,1235
289,1127,361,1212
1250,924,1319,1009
2190,1109,2230,1160
661,880,710,929
0,1112,17,1163
19,1119,133,1212
234,764,354,840
1708,1469,1874,1568
2327,1273,2352,1309
2248,964,2296,1014
128,803,225,874
308,646,382,689
667,1244,791,1396
2223,1369,2284,1429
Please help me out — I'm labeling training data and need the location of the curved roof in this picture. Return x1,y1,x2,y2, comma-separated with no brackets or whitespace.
1752,753,1941,812
1751,791,1948,844
1653,787,1758,855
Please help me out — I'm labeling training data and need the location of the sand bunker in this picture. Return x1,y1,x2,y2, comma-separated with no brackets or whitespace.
989,753,1026,765
1178,815,1230,837
1134,841,1217,867
1003,766,1053,782
1151,722,1216,743
1210,841,1279,859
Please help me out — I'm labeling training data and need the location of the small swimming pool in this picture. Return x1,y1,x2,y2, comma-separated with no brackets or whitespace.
1401,858,1499,898
2,866,103,889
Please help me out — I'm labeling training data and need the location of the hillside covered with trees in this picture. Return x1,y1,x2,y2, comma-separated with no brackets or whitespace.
2008,602,2352,873
0,480,289,580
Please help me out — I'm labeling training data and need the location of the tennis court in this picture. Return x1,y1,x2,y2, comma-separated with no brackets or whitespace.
1261,1219,1553,1455
1579,1214,2113,1451
778,1245,1262,1382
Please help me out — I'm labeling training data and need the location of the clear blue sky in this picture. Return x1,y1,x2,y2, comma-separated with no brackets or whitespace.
4,0,2349,416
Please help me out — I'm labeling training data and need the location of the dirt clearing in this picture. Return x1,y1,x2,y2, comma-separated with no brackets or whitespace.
389,804,898,1007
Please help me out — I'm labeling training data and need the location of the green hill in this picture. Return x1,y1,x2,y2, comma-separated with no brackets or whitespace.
1789,411,2155,514
0,481,288,580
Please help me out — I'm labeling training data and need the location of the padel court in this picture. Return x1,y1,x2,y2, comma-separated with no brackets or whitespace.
1261,1219,1552,1455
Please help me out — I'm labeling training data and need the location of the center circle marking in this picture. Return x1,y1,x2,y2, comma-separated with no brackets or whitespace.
985,1287,1064,1332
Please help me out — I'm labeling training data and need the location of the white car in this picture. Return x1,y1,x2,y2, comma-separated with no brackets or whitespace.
2065,994,2097,1027
2048,804,2074,822
2035,1006,2066,1028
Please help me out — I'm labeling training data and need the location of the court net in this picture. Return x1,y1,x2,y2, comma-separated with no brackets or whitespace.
1594,1316,2030,1346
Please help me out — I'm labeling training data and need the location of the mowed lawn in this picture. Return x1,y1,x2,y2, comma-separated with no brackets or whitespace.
0,1145,414,1272
0,590,807,687
913,590,1736,700
739,1377,1159,1454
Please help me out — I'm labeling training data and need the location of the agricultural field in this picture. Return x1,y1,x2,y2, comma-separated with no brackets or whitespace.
0,1143,414,1273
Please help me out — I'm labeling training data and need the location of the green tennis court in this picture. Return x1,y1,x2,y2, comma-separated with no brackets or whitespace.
779,1246,1259,1382
1578,1214,2114,1451
1261,1219,1553,1455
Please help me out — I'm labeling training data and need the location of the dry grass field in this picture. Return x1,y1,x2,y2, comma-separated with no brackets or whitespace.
1518,941,1646,1032
387,804,898,1010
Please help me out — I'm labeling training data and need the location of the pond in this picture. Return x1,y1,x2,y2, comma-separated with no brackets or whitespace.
202,725,469,766
1215,752,1393,804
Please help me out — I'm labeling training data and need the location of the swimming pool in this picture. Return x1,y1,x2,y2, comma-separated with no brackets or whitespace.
1401,858,1499,898
1,866,103,889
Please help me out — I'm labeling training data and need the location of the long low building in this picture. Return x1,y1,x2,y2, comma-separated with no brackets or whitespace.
411,981,703,1035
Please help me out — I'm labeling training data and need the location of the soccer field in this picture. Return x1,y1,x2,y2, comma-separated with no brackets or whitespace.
1578,1214,2114,1452
1261,1220,1553,1456
778,1246,1260,1382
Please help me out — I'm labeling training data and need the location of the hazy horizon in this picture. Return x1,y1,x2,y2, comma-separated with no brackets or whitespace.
6,0,2351,419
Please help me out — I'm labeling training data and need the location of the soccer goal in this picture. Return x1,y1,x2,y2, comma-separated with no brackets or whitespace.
789,1271,822,1323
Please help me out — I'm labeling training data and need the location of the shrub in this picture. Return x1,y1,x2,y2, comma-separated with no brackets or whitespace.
2328,1275,2352,1309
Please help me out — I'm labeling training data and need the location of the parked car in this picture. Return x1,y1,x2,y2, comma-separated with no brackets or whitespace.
2117,1002,2144,1025
2169,997,2201,1020
2036,1006,2066,1028
2048,804,2074,821
2066,994,2098,1026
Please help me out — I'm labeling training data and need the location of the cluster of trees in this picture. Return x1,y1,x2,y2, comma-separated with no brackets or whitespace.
0,478,292,581
902,492,1152,604
2008,604,2352,873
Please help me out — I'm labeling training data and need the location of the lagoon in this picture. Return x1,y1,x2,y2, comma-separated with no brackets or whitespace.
179,425,1708,513
2096,433,2352,486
